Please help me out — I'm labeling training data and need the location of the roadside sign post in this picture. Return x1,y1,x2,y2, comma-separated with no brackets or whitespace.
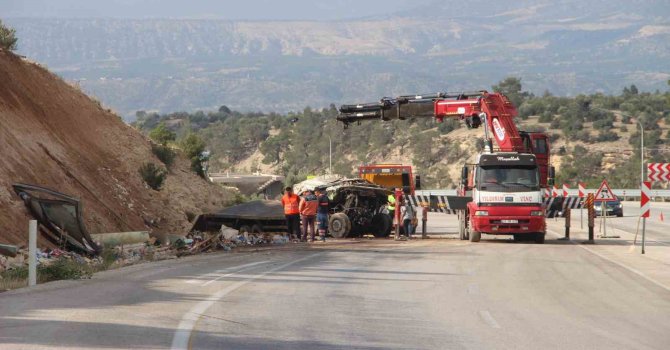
578,182,585,229
641,181,651,254
594,180,617,239
586,194,595,242
564,208,571,239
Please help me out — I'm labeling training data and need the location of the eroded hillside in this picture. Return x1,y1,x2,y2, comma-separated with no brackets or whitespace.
0,50,233,246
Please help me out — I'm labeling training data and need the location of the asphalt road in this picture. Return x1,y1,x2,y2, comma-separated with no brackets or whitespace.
1,234,669,349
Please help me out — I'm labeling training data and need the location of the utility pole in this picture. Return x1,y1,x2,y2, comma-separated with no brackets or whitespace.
328,135,332,175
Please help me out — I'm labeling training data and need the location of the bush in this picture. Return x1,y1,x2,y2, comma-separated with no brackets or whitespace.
151,144,175,168
0,20,18,51
139,162,167,190
539,111,553,123
148,122,176,146
39,257,93,281
595,130,620,142
181,133,207,178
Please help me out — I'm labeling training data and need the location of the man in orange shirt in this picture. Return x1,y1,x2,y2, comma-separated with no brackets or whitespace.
281,186,301,240
299,190,318,242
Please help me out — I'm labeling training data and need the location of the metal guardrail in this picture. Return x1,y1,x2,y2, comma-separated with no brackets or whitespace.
416,189,670,198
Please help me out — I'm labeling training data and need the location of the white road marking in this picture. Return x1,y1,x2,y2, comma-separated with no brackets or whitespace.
183,261,270,285
547,228,670,293
201,261,271,286
478,310,501,329
575,243,670,293
171,254,320,350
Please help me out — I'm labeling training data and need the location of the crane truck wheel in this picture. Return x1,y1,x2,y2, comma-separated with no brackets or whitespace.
371,213,392,238
251,224,264,234
469,230,481,242
239,225,252,234
535,232,545,244
329,213,351,238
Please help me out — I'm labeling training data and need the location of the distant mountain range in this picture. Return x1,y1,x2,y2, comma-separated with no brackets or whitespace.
6,0,670,119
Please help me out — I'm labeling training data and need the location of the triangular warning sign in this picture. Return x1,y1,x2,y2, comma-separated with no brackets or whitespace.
594,180,617,202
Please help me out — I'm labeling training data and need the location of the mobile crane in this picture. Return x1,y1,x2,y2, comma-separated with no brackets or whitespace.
338,91,555,243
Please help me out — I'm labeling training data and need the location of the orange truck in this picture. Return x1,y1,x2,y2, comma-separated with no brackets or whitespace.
358,164,420,195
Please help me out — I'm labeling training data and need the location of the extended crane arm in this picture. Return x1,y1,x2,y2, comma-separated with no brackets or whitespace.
338,90,525,153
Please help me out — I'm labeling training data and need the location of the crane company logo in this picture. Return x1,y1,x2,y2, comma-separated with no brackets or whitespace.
496,156,520,161
492,118,506,141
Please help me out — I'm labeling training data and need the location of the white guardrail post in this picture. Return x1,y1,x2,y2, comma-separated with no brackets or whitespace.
28,220,37,286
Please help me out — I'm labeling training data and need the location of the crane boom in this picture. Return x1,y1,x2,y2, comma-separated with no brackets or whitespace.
338,90,552,187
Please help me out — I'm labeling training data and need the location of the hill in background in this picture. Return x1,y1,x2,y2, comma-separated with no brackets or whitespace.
134,78,670,190
5,0,670,119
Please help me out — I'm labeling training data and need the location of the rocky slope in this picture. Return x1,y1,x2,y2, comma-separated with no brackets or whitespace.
0,50,232,247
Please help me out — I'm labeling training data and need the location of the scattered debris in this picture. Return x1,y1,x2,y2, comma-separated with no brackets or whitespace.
0,244,18,257
90,231,151,248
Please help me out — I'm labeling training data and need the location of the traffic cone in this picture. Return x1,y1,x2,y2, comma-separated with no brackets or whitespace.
660,212,665,222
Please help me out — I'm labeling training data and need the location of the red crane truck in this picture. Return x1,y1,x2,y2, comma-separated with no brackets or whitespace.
338,91,555,243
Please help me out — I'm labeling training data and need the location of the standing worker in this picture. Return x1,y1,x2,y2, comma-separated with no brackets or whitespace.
299,190,318,242
315,187,329,242
388,192,396,222
400,198,416,239
281,186,301,241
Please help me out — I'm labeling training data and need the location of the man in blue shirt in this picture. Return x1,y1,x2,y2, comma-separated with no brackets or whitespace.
315,187,329,242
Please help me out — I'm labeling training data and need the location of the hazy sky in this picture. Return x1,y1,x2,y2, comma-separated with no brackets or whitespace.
3,0,436,20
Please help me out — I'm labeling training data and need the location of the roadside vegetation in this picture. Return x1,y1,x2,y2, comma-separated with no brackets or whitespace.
0,19,18,51
0,250,118,291
134,78,670,188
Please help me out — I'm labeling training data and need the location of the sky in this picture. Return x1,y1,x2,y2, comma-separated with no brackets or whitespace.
3,0,436,20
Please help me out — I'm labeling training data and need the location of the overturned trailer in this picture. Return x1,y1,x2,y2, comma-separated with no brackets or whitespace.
190,200,287,234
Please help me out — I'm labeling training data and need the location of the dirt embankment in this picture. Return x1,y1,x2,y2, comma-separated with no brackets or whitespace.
0,50,232,247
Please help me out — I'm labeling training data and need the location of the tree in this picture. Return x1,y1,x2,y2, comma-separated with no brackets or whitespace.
492,76,529,108
181,133,207,177
0,20,18,51
149,122,176,146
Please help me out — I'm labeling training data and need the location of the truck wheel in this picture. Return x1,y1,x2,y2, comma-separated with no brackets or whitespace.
535,232,545,244
329,213,351,238
239,225,251,234
469,230,481,242
371,214,392,238
251,224,264,234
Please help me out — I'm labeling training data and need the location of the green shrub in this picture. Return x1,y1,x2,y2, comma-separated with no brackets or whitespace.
139,162,167,190
149,122,176,146
39,257,93,281
0,20,18,51
539,111,553,123
151,144,176,168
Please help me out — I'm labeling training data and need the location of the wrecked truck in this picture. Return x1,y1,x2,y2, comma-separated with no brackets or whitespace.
295,178,392,238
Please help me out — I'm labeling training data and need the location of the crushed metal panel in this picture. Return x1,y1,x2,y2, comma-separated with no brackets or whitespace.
12,183,101,255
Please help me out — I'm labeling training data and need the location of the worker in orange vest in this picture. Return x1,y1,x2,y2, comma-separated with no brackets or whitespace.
281,186,301,240
299,189,319,242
